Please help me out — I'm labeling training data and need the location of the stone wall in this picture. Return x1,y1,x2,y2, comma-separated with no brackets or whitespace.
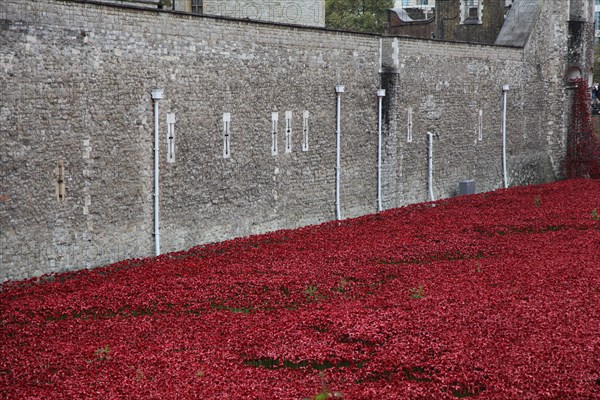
0,0,592,282
381,38,524,206
0,0,379,281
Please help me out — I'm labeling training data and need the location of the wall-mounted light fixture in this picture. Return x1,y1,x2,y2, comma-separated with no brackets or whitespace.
335,85,345,220
151,88,163,256
377,89,386,212
502,84,509,189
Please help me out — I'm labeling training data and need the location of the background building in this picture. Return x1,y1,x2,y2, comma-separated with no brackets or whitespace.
387,7,435,38
395,0,434,18
434,0,505,43
173,0,325,27
388,0,515,44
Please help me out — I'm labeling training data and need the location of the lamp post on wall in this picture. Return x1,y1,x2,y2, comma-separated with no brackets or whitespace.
502,84,509,189
427,131,435,202
377,89,386,212
335,85,345,220
151,88,164,256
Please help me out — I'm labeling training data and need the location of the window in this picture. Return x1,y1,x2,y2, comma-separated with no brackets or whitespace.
222,113,231,159
461,0,482,24
407,107,413,143
166,113,176,163
302,111,309,152
285,111,292,153
469,5,478,19
477,109,483,141
271,112,278,156
191,0,202,15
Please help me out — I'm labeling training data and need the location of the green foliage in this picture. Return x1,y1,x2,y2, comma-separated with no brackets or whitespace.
304,389,344,400
325,0,394,33
333,278,349,293
135,367,146,381
303,371,344,399
95,345,111,361
305,284,321,301
210,303,254,314
410,285,425,299
592,208,599,221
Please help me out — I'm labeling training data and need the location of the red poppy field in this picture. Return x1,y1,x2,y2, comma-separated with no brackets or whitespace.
1,179,599,399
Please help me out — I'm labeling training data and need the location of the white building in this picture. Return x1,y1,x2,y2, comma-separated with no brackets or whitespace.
393,0,515,12
394,0,434,10
394,0,434,19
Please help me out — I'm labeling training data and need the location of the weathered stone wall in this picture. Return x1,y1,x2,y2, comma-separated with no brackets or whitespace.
380,38,525,206
0,0,379,281
0,0,590,282
514,0,596,183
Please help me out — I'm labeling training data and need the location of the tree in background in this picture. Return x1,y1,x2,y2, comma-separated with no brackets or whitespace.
325,0,394,33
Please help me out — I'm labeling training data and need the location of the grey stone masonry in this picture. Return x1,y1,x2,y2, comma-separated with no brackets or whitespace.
0,0,593,282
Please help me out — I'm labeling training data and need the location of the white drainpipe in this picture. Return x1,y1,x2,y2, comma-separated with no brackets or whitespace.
427,131,435,202
377,89,386,212
502,84,509,189
151,88,164,256
335,85,344,220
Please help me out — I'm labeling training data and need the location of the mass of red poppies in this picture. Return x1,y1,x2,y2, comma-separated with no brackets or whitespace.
1,179,599,399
